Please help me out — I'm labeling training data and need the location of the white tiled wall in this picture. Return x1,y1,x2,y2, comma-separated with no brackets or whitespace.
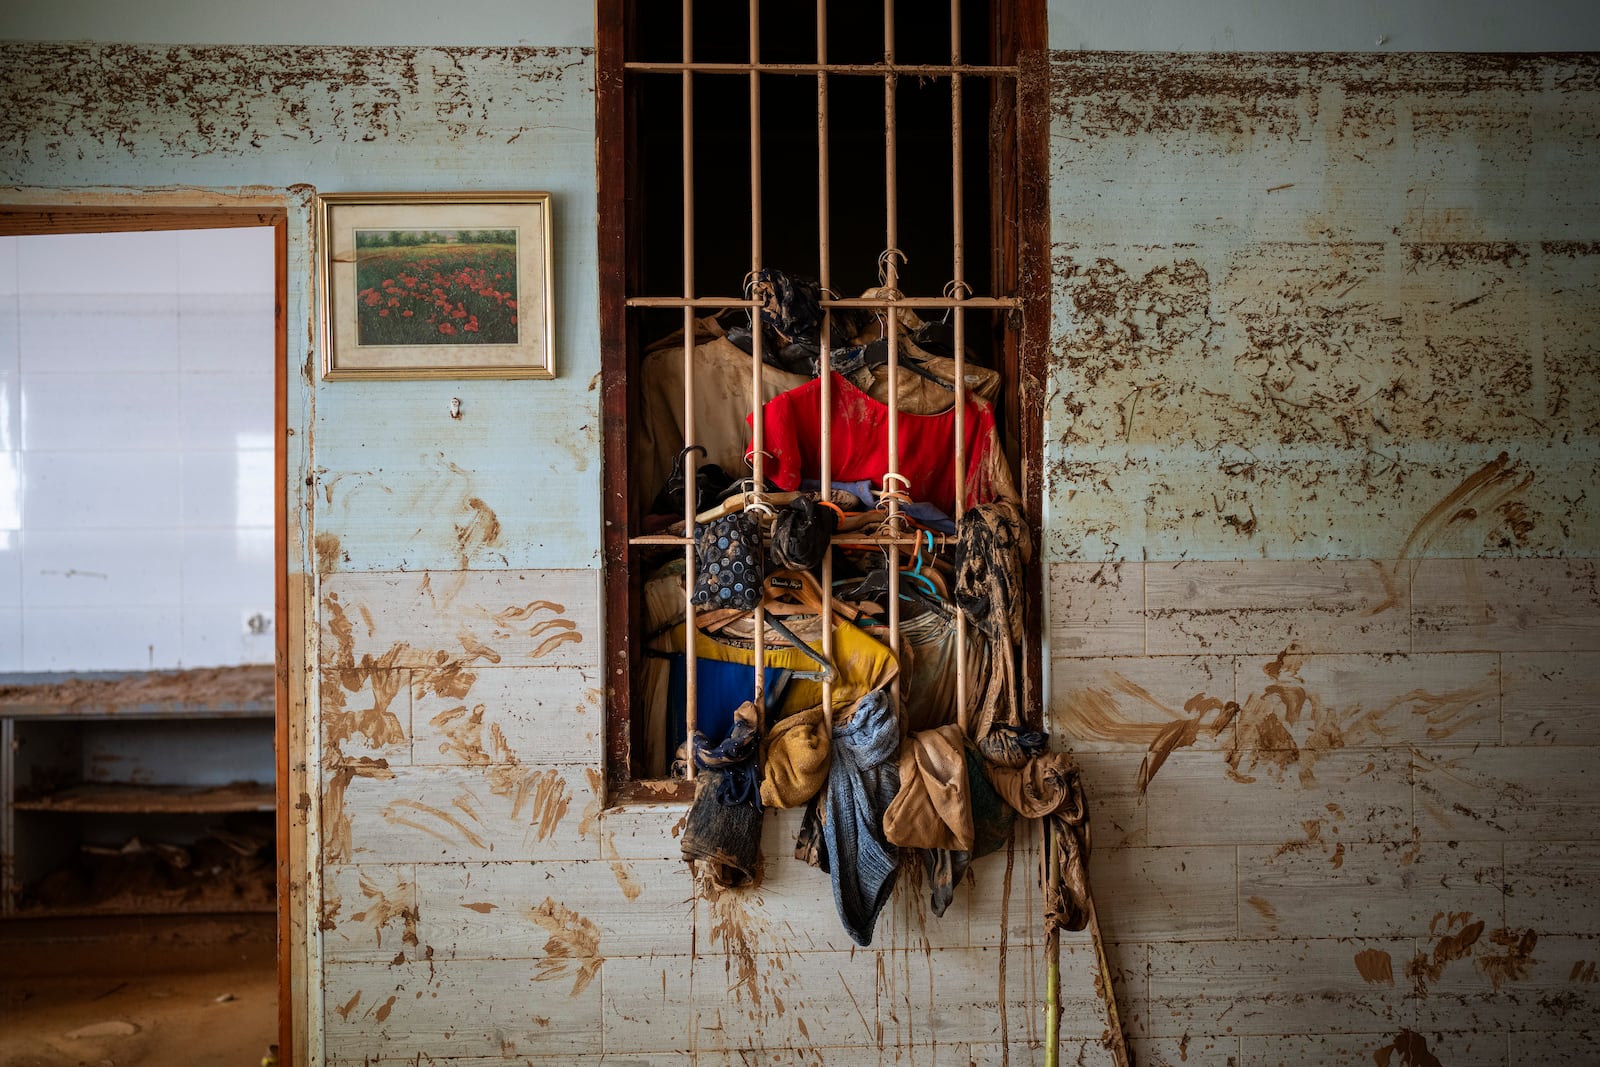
0,228,275,672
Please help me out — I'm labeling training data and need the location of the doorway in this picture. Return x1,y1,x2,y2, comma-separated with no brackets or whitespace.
0,206,290,1066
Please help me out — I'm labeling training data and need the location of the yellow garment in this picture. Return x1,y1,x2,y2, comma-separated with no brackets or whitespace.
655,618,898,721
760,706,829,809
882,724,971,852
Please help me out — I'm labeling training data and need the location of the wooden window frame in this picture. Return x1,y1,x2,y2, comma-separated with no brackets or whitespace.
596,0,1049,800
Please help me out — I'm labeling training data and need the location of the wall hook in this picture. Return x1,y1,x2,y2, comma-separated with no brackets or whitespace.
449,397,462,419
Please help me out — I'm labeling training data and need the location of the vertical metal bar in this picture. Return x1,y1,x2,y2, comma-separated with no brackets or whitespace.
681,0,699,777
950,0,969,723
748,0,767,727
816,0,835,731
882,0,901,692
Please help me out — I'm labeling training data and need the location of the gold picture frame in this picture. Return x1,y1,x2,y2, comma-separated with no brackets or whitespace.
318,191,554,380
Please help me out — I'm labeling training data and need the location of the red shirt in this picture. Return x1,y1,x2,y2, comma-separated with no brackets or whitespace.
749,372,1007,517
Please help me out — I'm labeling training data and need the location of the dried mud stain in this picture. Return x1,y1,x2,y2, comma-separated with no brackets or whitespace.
455,496,502,558
381,794,490,851
1354,948,1395,985
488,765,572,842
695,868,802,1025
1477,926,1538,991
1246,895,1281,933
314,532,345,575
322,757,395,865
1373,1029,1443,1067
527,897,603,996
1135,641,1495,794
1371,451,1535,613
428,704,510,765
1407,911,1484,995
348,870,419,947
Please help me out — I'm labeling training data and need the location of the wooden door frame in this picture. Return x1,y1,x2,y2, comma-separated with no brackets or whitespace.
0,199,301,1066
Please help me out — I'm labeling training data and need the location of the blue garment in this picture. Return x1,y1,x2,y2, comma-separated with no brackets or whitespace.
817,688,901,946
664,655,789,751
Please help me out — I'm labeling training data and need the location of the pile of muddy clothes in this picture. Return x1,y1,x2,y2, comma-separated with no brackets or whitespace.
637,269,1092,947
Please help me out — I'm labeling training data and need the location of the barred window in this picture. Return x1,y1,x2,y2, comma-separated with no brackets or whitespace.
597,0,1048,797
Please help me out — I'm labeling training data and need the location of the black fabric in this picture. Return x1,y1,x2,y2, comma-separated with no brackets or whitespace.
691,513,764,611
681,768,763,888
769,495,839,571
681,702,764,888
652,444,733,517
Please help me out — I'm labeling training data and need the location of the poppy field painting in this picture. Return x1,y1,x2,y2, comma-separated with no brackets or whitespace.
354,230,520,346
319,192,554,380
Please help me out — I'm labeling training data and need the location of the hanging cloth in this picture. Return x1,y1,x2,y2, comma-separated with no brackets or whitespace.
680,702,764,888
804,689,902,947
952,498,1032,742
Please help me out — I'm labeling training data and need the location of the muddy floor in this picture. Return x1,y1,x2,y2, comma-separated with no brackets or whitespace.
0,914,276,1067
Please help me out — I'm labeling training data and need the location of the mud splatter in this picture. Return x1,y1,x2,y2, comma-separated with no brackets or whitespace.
429,704,504,765
1246,895,1280,932
381,796,489,851
335,990,361,1021
487,766,571,841
371,995,397,1023
1477,926,1538,991
1371,452,1534,614
314,532,344,575
1571,960,1598,983
323,758,395,865
1354,948,1395,985
1372,1030,1443,1067
462,901,496,914
348,870,418,947
529,629,585,660
527,897,603,996
695,867,802,1024
455,496,502,558
1406,912,1484,995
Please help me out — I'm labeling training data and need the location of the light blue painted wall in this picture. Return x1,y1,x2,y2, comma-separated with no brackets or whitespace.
0,0,593,46
2,43,602,574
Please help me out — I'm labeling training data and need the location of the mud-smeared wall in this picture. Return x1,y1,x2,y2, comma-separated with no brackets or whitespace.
0,39,1099,1067
1047,52,1600,1065
6,36,1599,1067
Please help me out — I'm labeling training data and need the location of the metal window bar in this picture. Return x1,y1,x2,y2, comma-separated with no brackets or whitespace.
625,0,1023,778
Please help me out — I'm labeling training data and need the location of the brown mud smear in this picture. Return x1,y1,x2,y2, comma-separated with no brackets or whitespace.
1477,926,1538,991
1354,948,1395,985
1407,912,1484,995
527,897,603,996
1372,1029,1443,1067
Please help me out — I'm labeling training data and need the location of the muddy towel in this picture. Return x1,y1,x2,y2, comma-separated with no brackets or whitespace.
811,689,901,946
983,748,1092,932
953,499,1032,741
882,725,971,851
761,705,829,809
681,702,763,888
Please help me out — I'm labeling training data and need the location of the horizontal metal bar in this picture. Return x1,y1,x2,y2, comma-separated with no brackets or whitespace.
624,297,760,308
824,296,1018,309
626,295,1018,310
628,532,956,548
625,61,1017,76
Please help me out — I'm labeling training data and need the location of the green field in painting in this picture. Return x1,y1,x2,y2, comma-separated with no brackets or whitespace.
354,243,520,345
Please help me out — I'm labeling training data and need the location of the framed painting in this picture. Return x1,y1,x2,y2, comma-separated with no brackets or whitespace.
318,191,554,379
